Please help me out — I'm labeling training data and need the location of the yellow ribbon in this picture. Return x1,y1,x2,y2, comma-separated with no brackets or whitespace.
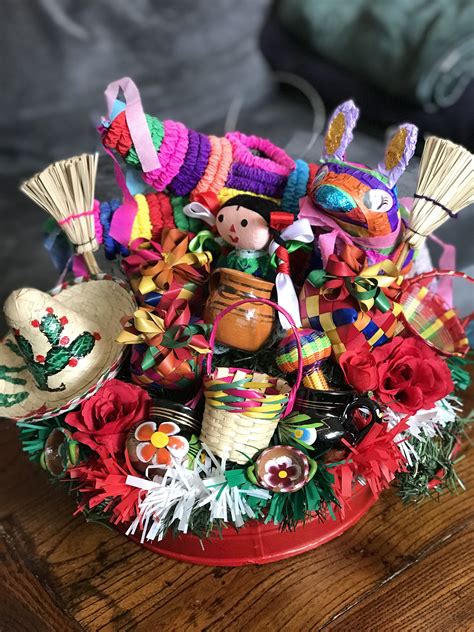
348,260,403,312
139,250,212,295
137,228,212,295
116,307,209,355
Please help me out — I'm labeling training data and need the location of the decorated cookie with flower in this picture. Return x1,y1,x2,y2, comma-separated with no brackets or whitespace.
248,445,316,493
126,420,189,474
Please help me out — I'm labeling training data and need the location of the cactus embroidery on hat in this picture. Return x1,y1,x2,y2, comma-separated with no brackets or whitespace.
0,276,136,422
13,306,97,392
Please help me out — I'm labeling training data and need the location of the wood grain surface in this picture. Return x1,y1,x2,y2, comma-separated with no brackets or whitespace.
1,388,473,631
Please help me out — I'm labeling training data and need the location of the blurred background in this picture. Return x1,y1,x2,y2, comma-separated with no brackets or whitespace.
0,0,473,321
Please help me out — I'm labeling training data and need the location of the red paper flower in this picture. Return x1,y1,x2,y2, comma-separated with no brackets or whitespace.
372,337,453,414
339,349,378,392
69,456,140,524
332,418,408,508
66,379,151,459
339,337,453,415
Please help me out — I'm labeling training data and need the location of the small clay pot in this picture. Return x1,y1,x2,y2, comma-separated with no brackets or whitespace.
204,268,274,352
253,445,310,493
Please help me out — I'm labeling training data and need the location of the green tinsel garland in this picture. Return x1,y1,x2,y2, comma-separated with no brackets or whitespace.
396,414,473,503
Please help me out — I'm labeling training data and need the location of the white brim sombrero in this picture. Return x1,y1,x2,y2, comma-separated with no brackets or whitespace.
0,275,136,422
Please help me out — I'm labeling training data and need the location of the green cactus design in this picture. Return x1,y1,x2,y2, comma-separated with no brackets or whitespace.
39,312,63,345
15,334,34,363
0,364,27,385
0,391,29,408
13,308,96,392
5,338,22,357
0,344,29,408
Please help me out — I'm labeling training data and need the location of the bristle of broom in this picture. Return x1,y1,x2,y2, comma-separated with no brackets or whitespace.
20,153,101,275
397,137,474,266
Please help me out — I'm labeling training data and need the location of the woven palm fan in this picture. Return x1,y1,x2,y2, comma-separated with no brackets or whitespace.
396,136,474,266
21,154,101,275
394,138,473,355
397,270,473,357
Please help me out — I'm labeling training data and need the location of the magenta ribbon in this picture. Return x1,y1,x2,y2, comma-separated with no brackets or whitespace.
99,143,138,247
104,77,161,173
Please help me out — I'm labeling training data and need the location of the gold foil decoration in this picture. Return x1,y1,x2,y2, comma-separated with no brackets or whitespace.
324,112,345,156
384,127,407,170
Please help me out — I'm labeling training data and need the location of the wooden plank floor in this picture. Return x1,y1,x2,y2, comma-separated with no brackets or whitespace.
1,389,473,632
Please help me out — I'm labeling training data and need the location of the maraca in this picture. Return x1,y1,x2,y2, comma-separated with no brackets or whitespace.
276,328,332,390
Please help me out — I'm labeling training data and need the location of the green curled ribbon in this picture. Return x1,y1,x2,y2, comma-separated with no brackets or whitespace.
307,259,402,313
189,230,222,260
142,322,211,370
344,275,391,313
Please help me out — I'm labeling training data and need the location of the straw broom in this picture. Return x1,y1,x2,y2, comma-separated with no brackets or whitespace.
21,153,101,275
396,137,474,267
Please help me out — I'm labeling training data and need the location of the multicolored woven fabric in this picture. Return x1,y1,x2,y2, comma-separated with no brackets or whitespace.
276,328,331,374
399,283,469,356
299,276,402,359
130,344,202,390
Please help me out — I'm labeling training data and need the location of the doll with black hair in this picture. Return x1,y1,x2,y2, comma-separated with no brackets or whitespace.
184,193,313,328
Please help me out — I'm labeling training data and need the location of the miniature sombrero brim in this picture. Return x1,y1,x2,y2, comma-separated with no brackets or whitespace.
0,276,136,422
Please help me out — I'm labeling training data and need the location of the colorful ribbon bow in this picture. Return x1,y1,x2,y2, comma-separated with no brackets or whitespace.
307,246,403,313
124,228,212,295
117,299,210,374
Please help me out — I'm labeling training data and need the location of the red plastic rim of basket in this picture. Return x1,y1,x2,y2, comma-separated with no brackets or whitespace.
122,480,378,566
398,269,474,357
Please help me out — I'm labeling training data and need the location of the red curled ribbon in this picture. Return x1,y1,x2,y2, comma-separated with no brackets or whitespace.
307,244,403,312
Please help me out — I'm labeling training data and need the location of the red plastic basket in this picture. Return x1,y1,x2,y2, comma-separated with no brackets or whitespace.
123,481,378,566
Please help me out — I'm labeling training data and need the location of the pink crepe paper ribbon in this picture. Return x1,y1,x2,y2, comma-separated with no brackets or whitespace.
104,77,161,173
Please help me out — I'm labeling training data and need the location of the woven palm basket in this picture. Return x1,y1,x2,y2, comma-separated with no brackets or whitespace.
200,297,303,464
201,368,291,463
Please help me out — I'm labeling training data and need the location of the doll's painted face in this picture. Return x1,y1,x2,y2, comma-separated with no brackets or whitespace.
216,204,271,251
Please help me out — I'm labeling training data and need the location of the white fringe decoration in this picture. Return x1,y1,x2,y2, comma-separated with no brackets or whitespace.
385,395,461,466
125,443,270,542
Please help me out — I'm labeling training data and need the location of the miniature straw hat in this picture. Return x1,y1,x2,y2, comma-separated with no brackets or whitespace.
0,275,136,422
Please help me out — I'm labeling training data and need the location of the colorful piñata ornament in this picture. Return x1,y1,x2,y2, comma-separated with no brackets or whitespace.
299,100,418,268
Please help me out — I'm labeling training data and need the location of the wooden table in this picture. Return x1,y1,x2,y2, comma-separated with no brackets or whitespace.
1,396,473,632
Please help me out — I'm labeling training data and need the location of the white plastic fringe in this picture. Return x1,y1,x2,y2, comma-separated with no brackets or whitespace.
385,395,461,466
125,443,270,542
